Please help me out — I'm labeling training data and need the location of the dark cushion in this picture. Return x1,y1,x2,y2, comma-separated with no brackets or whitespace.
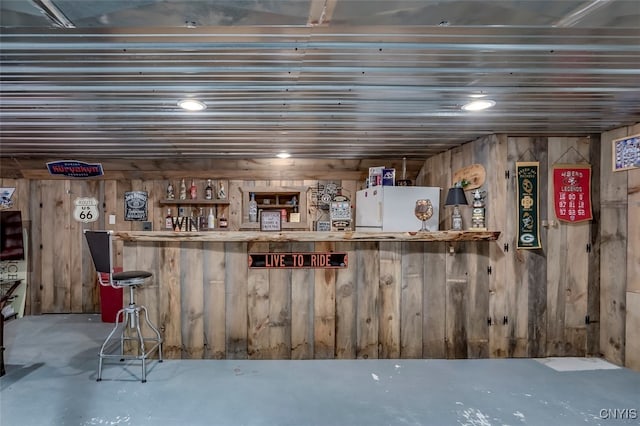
113,270,152,281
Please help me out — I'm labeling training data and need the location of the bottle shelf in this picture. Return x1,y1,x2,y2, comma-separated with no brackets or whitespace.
160,199,230,205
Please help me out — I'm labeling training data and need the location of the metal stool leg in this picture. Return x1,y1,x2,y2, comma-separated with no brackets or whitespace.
96,285,163,383
97,307,125,382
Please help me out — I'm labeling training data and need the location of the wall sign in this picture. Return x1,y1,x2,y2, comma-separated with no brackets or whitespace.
553,164,593,223
1,187,15,209
124,191,148,221
516,162,541,249
47,160,104,178
248,252,348,269
260,210,281,231
612,133,640,172
73,197,99,223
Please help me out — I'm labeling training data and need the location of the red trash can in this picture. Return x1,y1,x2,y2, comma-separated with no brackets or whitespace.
99,268,123,323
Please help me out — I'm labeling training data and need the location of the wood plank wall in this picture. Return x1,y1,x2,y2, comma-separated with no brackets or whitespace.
417,135,600,360
2,125,639,367
600,123,640,370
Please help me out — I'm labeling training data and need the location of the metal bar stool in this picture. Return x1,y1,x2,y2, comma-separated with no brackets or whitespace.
84,230,162,383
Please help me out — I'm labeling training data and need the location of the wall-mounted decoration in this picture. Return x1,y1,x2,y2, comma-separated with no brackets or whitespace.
612,133,640,172
260,210,281,231
516,162,541,249
552,164,593,223
124,191,148,221
73,197,99,223
248,252,348,269
46,160,104,178
0,187,15,209
453,163,486,191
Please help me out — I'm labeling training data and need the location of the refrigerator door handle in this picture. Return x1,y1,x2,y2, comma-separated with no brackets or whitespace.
377,202,382,223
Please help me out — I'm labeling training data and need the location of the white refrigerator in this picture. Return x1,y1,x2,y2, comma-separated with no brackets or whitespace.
355,186,441,232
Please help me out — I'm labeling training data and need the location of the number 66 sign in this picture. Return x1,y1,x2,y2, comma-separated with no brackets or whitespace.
74,197,99,223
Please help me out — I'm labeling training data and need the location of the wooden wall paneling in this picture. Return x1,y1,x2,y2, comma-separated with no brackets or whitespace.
450,144,474,229
483,135,511,357
314,241,337,359
466,242,490,358
599,205,628,364
560,138,591,356
247,242,270,359
40,180,72,313
378,241,401,358
356,241,379,359
28,180,42,314
526,138,549,358
202,242,226,359
586,137,602,357
69,180,100,313
225,242,248,359
506,138,535,357
158,241,182,359
422,242,447,358
290,242,314,359
150,180,165,231
133,242,160,353
625,166,640,370
180,241,205,359
628,168,640,294
227,179,242,230
445,242,471,358
400,242,424,358
626,292,640,371
599,127,629,365
268,242,292,359
335,241,357,359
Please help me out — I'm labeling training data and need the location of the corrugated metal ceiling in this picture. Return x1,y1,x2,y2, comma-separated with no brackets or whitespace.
1,0,639,162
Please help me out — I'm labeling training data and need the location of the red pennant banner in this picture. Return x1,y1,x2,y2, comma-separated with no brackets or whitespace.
553,164,592,223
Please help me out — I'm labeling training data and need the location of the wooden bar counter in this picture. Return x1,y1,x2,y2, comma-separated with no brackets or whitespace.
117,230,499,360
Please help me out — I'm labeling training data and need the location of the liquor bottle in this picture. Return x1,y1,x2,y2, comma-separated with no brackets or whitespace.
199,207,207,230
218,182,226,199
179,178,187,200
219,213,228,228
248,192,258,222
190,179,197,199
207,208,216,230
166,182,175,200
205,179,213,200
165,208,173,230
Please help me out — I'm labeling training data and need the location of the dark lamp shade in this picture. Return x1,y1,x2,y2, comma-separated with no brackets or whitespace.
445,187,468,206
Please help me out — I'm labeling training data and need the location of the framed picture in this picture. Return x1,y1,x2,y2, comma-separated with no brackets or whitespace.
612,133,640,172
260,210,281,231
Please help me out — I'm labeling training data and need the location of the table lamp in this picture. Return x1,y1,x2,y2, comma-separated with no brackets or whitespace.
445,185,468,230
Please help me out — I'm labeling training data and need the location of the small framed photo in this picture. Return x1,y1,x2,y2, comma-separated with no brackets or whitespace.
612,133,640,172
260,210,281,231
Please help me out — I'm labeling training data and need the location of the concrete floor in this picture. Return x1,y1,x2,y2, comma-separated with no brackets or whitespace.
1,315,639,426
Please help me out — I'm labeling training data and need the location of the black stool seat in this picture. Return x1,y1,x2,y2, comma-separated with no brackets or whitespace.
113,270,152,282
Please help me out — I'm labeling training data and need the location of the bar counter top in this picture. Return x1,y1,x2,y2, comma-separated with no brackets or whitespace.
115,230,500,242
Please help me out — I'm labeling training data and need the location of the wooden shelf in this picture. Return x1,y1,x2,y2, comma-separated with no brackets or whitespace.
159,199,230,206
116,230,501,243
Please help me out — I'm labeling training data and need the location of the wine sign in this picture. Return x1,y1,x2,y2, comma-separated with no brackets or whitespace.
249,252,348,269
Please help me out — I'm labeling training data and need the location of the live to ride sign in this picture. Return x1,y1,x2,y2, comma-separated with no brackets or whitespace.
248,252,348,269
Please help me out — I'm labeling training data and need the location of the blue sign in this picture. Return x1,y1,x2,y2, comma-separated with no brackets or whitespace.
46,160,104,178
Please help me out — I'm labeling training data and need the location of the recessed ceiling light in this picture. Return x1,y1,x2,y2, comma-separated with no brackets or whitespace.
276,152,291,159
178,99,206,111
461,99,496,112
469,93,487,98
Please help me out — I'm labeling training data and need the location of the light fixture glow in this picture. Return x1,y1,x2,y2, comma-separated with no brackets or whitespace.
276,152,291,159
469,93,487,98
461,99,496,112
178,99,206,111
